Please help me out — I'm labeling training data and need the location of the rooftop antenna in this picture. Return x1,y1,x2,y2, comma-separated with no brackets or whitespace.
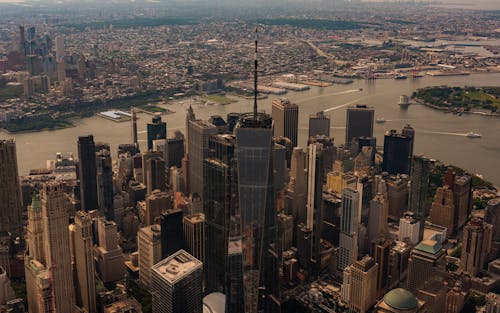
253,26,258,121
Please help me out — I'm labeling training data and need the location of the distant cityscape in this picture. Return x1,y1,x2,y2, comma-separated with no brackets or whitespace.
0,1,499,313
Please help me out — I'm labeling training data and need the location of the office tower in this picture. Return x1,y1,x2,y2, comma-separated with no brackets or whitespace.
453,175,472,229
25,258,53,313
459,217,493,277
277,213,293,253
272,98,299,147
338,187,361,271
345,104,374,147
308,111,330,138
287,147,307,224
306,143,324,273
95,219,125,283
407,239,445,292
308,135,335,173
226,113,240,133
408,156,434,240
153,138,169,181
151,250,202,313
183,213,205,263
235,111,280,312
387,176,409,220
26,193,44,265
358,136,376,165
131,107,138,147
147,114,167,151
372,238,393,299
368,194,388,244
485,292,500,313
341,255,378,313
203,134,236,294
399,212,420,244
73,211,97,313
55,35,64,62
0,139,23,237
429,186,455,236
145,157,166,194
41,182,75,312
57,60,65,82
23,77,35,96
19,25,26,54
382,127,414,175
145,190,169,226
444,282,466,313
388,241,411,289
160,209,184,258
96,149,114,220
168,132,185,168
78,135,99,211
187,115,217,201
0,266,15,305
486,198,500,260
141,150,162,186
226,237,244,312
138,224,162,287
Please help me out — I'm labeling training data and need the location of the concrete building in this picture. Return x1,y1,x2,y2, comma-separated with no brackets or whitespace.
27,193,45,264
338,187,361,271
151,250,203,313
272,98,299,147
145,190,169,226
0,139,23,236
73,211,97,313
485,292,500,313
287,147,307,224
25,258,53,313
429,186,455,237
368,194,388,244
183,213,205,264
460,217,493,277
399,212,420,245
444,282,466,313
95,219,125,283
138,224,162,288
341,255,378,313
0,266,15,305
407,239,445,292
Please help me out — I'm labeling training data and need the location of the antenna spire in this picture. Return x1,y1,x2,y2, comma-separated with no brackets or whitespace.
253,26,258,121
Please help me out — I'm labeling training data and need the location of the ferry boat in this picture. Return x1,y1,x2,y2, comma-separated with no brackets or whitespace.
394,74,408,80
466,131,482,138
376,117,386,123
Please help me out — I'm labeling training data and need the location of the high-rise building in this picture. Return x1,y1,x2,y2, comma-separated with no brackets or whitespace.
138,224,162,287
41,182,75,313
145,190,169,226
95,219,125,283
55,35,64,62
286,147,307,224
96,149,114,220
73,211,97,313
0,139,23,236
388,241,411,290
187,112,217,201
341,255,378,313
408,156,435,240
444,282,466,313
147,114,167,151
383,126,414,175
145,156,166,194
308,111,330,138
235,112,280,312
0,266,15,305
407,239,445,292
429,186,455,236
485,292,500,313
272,98,299,147
167,132,185,168
27,193,45,264
338,187,361,271
306,143,324,273
183,213,205,264
151,250,203,313
78,135,99,211
486,198,500,260
399,212,420,244
459,217,493,277
453,175,472,230
358,136,376,165
25,258,53,313
372,238,393,299
368,194,388,244
345,104,374,147
160,209,184,258
203,134,236,294
387,176,409,220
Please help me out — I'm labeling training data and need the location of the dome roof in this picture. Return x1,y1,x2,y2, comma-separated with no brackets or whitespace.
383,288,419,310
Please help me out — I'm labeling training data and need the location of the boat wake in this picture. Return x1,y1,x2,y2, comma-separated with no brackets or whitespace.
298,89,360,103
324,97,367,112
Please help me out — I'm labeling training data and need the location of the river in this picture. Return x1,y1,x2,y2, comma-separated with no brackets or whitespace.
2,73,500,185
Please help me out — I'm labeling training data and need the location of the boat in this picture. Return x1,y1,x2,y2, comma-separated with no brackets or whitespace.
376,117,386,123
466,131,482,138
394,74,407,80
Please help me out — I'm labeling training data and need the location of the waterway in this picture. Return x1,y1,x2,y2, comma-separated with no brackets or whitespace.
2,73,500,185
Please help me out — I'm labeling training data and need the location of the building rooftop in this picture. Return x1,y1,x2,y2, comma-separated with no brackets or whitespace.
415,239,442,255
152,250,202,285
383,288,419,310
184,213,205,224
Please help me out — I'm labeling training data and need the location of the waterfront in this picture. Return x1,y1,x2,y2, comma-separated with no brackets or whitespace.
2,73,500,185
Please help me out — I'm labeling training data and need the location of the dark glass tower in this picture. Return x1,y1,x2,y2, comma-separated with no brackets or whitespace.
160,209,184,258
146,114,166,151
408,155,435,240
272,98,299,147
96,149,114,220
345,104,374,147
382,127,414,175
78,135,98,211
308,111,330,138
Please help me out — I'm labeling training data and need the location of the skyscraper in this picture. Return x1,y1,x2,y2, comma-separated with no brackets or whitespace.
429,186,455,236
399,211,420,244
95,219,125,283
55,35,64,62
368,194,388,244
308,111,330,138
459,217,493,277
0,139,23,236
306,143,324,273
41,182,75,313
145,156,166,194
73,211,97,313
78,135,98,212
341,255,378,313
407,239,445,292
138,224,162,287
96,149,114,220
183,213,205,264
151,250,203,313
345,104,374,147
147,114,167,151
27,193,44,263
408,156,435,240
160,209,184,258
383,126,414,175
338,187,361,271
372,238,393,299
287,147,307,224
272,97,299,147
